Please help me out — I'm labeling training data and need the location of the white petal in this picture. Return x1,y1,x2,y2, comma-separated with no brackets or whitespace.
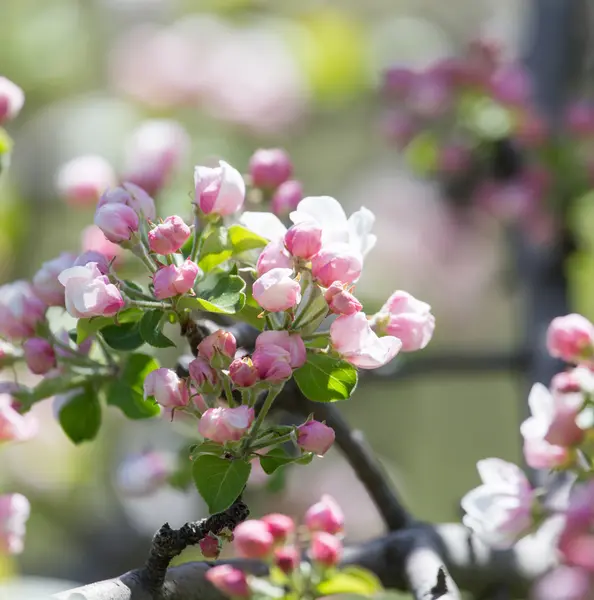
528,383,555,421
520,415,548,439
350,335,402,369
461,485,500,518
290,196,347,230
240,212,287,241
348,207,377,258
476,458,527,489
58,264,98,286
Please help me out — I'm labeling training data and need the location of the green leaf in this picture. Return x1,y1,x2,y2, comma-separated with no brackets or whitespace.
316,567,383,597
192,455,251,513
76,308,143,344
190,441,225,459
294,352,358,402
106,353,161,419
266,466,287,494
404,132,439,175
199,226,232,272
259,447,294,475
101,322,144,351
235,289,265,330
139,309,176,348
58,386,102,444
228,225,268,255
178,269,246,315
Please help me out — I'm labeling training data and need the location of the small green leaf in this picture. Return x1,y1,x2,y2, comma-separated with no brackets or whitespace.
139,309,176,348
316,567,383,597
294,353,358,402
106,353,161,419
58,386,102,444
404,132,439,175
266,466,287,494
228,225,268,254
76,308,143,343
199,226,232,271
101,322,144,351
178,269,246,315
190,441,225,459
192,455,251,513
259,447,294,475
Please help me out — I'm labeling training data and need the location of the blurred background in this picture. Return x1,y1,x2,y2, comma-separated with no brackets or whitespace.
0,0,571,595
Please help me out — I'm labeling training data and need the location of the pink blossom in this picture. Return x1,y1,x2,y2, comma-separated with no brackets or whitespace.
252,267,301,312
382,66,415,98
229,358,259,388
311,244,363,287
255,331,306,369
310,532,342,567
261,513,295,543
406,71,452,118
81,226,122,263
330,312,401,369
206,565,249,598
23,338,56,376
148,216,191,254
59,262,124,319
116,450,171,497
0,281,46,340
297,420,335,456
194,160,245,216
188,357,218,390
198,330,237,362
199,534,220,559
533,566,592,600
198,406,255,443
559,525,594,572
274,546,299,574
249,148,293,190
460,458,534,548
32,252,76,306
551,367,594,395
252,345,293,383
0,77,24,124
304,495,344,534
0,394,37,444
234,519,274,558
324,282,362,316
94,203,140,243
372,290,435,352
284,222,322,260
547,314,594,363
0,494,30,554
143,368,189,408
272,180,303,217
74,251,111,275
56,156,116,207
98,182,156,221
490,66,532,106
152,259,200,299
256,240,292,277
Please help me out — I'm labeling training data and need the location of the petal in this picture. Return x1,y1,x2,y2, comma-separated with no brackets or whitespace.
528,383,555,421
240,212,287,241
348,335,402,369
194,165,221,194
348,207,377,258
58,264,98,286
476,458,528,489
290,196,347,231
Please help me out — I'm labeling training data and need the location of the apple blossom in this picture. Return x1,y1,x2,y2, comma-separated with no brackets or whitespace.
32,252,77,306
0,494,30,555
0,394,37,444
59,262,124,319
148,216,191,255
116,450,171,497
330,313,401,369
74,250,111,274
94,203,140,243
188,357,218,391
272,180,303,217
255,331,306,369
23,338,56,375
198,406,255,443
194,160,245,216
198,330,237,362
98,183,156,221
305,495,344,534
0,77,24,124
406,71,452,118
256,239,292,277
249,148,293,189
310,532,342,567
533,566,592,600
56,155,116,207
460,458,535,548
324,282,362,316
206,565,250,598
152,259,200,299
0,281,46,340
252,344,293,383
490,65,532,106
199,534,220,559
547,314,594,363
233,519,275,558
261,513,295,543
252,268,301,312
274,546,299,574
229,358,259,388
284,221,322,260
311,244,363,287
143,368,189,408
297,420,335,456
81,225,122,263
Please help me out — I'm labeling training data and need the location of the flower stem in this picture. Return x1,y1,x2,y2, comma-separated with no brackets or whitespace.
303,330,330,340
128,300,170,310
222,375,236,407
190,215,205,263
243,384,283,451
132,243,158,273
250,431,295,452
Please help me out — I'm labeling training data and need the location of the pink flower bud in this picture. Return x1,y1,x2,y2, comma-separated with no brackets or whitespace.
0,77,24,124
304,495,344,535
272,180,303,217
547,314,594,363
32,252,76,307
252,267,301,312
56,156,116,207
274,546,299,574
533,566,591,600
116,450,171,497
297,420,335,456
252,345,293,383
143,368,189,408
152,259,200,300
324,282,362,316
198,330,237,362
284,222,322,260
98,182,157,221
23,338,56,375
59,262,124,319
406,72,451,118
523,437,570,470
566,101,594,136
255,331,306,369
373,290,435,352
206,565,250,598
261,513,295,543
148,216,191,255
382,67,415,98
249,148,293,189
330,312,401,369
194,160,245,216
233,520,275,559
229,358,259,388
311,244,362,288
188,357,218,391
490,66,531,106
310,532,342,567
199,534,220,559
0,493,30,554
256,240,292,277
551,367,594,395
0,282,46,341
81,226,122,264
198,406,255,443
0,394,38,444
94,203,140,243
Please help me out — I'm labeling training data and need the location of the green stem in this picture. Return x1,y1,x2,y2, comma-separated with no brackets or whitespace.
222,375,236,407
243,384,284,451
128,300,170,310
190,216,205,263
303,330,330,340
132,243,158,273
50,334,105,369
250,431,295,452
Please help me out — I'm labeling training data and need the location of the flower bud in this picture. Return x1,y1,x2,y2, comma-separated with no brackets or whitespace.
56,156,116,207
249,148,292,190
311,244,362,288
256,240,292,277
0,493,30,554
152,259,200,300
74,251,111,274
284,222,322,260
199,533,221,559
0,394,38,444
229,358,259,388
206,565,250,598
23,338,56,376
94,203,140,243
255,331,306,369
188,357,218,392
143,368,189,408
233,520,275,559
116,450,171,497
274,546,299,574
304,495,344,535
272,180,303,217
297,420,335,456
324,282,362,316
33,252,77,307
310,532,342,568
81,225,122,263
198,330,237,362
0,77,24,124
252,345,293,383
98,183,156,221
198,406,255,443
0,282,46,341
148,216,191,255
547,314,594,363
252,268,301,312
194,160,245,217
261,513,295,544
